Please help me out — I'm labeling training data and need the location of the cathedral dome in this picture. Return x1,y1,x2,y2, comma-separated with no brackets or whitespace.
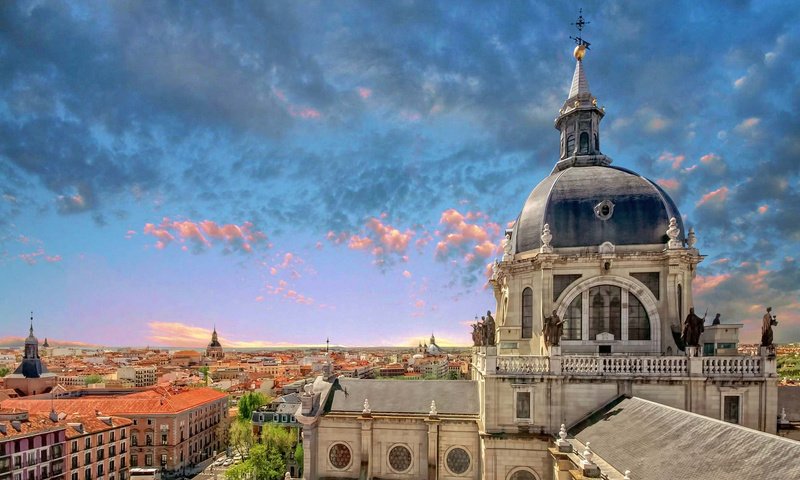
510,46,684,254
512,165,684,253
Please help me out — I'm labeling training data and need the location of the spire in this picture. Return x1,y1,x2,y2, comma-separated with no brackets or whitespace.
553,10,611,173
29,312,34,337
568,59,590,99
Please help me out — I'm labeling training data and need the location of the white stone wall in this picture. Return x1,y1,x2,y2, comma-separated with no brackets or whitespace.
315,415,480,479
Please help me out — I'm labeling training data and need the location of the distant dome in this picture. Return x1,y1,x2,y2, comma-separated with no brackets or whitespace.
512,165,684,253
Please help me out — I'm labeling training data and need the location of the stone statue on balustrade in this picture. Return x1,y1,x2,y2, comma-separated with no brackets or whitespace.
543,309,565,347
761,307,778,347
681,307,705,348
485,310,496,346
471,321,483,347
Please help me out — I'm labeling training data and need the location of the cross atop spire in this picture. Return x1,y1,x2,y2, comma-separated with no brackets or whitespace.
570,8,591,49
30,312,34,336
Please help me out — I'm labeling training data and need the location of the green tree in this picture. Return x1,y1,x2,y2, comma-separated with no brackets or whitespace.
448,370,460,380
261,424,295,458
229,419,254,458
294,443,304,472
0,367,10,377
85,374,103,385
238,391,268,421
224,443,286,480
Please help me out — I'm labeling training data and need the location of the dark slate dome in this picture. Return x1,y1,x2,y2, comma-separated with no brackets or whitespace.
513,164,684,253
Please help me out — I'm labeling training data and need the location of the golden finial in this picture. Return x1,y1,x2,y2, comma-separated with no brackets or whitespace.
573,44,587,60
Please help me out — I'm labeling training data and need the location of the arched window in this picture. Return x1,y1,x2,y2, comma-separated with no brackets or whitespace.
579,132,590,154
589,285,621,340
566,134,575,155
594,133,599,151
628,294,651,340
521,288,533,338
564,294,581,340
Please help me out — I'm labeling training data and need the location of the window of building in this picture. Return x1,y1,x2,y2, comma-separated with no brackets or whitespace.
98,448,104,461
85,437,91,449
85,451,91,465
328,443,351,469
522,288,533,338
145,434,152,446
564,294,582,340
631,272,660,299
628,294,651,341
145,454,153,467
388,445,412,473
97,464,104,477
110,431,115,442
446,447,470,475
594,133,599,151
131,435,137,446
509,470,536,480
589,285,621,340
160,454,167,466
161,434,168,446
110,459,115,472
130,455,137,467
71,456,78,469
84,467,91,480
553,274,581,301
566,134,575,154
579,132,589,154
71,440,78,453
71,473,78,480
723,395,741,424
109,445,116,456
515,391,531,420
97,434,103,445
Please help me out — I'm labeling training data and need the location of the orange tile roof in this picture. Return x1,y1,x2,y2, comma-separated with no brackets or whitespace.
2,387,227,416
0,412,64,440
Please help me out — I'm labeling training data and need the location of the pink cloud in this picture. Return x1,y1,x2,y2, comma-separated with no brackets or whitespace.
366,218,413,253
402,270,412,278
289,106,321,119
700,153,720,164
125,230,137,239
694,273,732,296
255,295,265,302
348,235,373,250
656,178,680,191
143,218,267,253
414,299,425,309
45,255,62,263
758,205,769,214
658,152,685,170
696,186,729,207
435,208,499,258
357,87,372,99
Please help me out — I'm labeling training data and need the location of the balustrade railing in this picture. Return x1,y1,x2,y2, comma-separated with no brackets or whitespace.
496,356,550,374
475,352,765,377
702,356,761,376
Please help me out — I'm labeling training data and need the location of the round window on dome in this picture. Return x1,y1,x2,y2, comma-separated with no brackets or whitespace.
594,200,615,221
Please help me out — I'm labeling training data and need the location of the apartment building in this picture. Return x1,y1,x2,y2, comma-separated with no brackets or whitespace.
0,409,66,480
64,413,131,480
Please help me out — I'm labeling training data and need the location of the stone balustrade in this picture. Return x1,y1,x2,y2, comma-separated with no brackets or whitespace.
473,347,772,378
702,356,762,376
496,355,550,374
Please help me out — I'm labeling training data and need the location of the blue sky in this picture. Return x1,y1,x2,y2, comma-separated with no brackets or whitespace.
0,1,798,347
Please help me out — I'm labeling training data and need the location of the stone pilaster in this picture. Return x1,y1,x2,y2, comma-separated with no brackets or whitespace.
425,417,440,480
360,416,373,479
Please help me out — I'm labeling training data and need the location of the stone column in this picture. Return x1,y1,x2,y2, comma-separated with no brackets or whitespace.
425,417,440,480
360,416,373,479
302,424,317,480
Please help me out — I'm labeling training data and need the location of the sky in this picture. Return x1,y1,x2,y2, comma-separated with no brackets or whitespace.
0,1,798,347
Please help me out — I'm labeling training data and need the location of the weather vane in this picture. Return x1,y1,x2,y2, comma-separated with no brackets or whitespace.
570,8,591,49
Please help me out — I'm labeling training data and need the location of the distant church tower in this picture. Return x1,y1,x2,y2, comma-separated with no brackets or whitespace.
206,326,224,360
4,315,57,396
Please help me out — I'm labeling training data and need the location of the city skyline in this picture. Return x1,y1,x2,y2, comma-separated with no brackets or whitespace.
1,1,799,347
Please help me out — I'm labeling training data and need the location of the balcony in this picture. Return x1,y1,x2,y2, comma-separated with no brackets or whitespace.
474,347,775,379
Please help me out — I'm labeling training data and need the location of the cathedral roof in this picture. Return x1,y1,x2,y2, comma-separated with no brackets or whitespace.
513,165,684,252
569,397,800,479
329,378,478,416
